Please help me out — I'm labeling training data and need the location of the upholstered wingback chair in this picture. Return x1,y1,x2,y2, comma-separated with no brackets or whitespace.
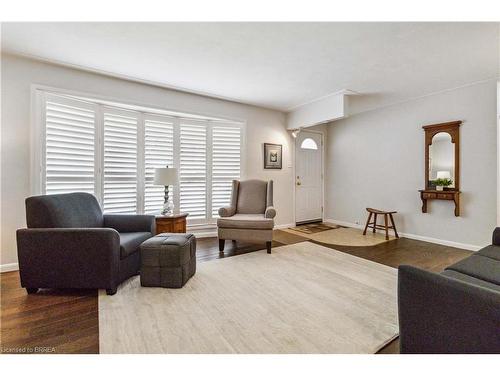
217,180,276,254
16,192,155,295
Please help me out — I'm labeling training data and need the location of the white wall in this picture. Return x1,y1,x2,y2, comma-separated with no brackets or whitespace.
325,80,497,249
0,53,294,268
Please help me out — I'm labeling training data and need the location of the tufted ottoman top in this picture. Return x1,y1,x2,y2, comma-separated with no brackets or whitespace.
140,233,196,268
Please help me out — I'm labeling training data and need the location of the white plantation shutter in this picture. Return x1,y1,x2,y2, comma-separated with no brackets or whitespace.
211,123,241,217
44,95,96,195
179,120,207,219
144,115,174,214
103,109,138,214
39,91,244,224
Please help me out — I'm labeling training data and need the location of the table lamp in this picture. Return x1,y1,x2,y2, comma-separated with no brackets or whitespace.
154,167,178,215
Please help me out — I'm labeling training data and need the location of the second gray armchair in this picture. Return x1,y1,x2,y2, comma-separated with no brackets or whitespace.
217,179,276,254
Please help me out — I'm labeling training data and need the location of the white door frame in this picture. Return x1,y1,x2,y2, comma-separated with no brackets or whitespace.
293,129,325,224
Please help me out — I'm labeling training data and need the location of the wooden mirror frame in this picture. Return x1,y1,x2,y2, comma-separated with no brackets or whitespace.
424,120,461,191
419,120,462,216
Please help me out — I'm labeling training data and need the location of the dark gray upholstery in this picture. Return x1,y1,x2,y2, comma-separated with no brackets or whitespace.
492,227,500,245
445,254,500,285
441,270,500,292
398,265,500,354
26,192,104,228
120,232,152,259
477,245,500,261
140,233,196,288
398,229,500,353
17,192,155,295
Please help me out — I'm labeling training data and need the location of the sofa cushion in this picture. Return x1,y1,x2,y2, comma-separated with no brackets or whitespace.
217,214,274,229
441,270,500,292
236,180,267,214
477,245,500,261
120,232,152,259
445,254,500,286
25,192,103,228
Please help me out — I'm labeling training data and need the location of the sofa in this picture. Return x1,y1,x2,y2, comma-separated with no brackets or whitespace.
16,192,155,295
398,228,500,353
217,179,276,254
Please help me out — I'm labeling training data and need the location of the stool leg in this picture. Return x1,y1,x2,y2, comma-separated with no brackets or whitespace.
384,214,389,240
389,213,399,238
363,212,372,235
372,214,377,233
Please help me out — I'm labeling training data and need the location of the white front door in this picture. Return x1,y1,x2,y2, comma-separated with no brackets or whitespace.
295,131,323,223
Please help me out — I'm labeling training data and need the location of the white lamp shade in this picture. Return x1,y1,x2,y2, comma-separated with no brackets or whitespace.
436,171,451,180
153,167,178,186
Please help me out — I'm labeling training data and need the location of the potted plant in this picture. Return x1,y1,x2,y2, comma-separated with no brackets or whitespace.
435,178,452,191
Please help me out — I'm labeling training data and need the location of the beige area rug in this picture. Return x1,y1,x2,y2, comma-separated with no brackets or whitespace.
284,226,396,246
99,242,398,354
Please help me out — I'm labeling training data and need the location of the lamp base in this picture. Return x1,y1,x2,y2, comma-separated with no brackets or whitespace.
161,201,175,216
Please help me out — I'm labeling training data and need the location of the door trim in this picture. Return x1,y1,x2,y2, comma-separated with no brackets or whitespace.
293,129,325,225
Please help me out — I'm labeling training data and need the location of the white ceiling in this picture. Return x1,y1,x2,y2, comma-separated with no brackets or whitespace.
1,22,499,112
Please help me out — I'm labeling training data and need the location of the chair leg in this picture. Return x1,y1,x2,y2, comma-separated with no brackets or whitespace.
26,287,39,294
219,239,225,253
266,241,272,254
384,214,389,240
372,214,378,233
363,212,372,235
389,213,399,238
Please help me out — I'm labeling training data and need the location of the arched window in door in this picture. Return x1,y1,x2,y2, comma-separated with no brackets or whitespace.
300,137,318,150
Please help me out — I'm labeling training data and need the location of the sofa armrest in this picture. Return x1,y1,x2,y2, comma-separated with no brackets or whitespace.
492,227,500,245
398,265,500,354
265,206,276,219
103,214,155,233
16,228,121,289
218,206,236,217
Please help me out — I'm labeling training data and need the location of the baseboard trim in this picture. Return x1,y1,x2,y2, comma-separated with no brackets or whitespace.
0,262,19,273
324,218,482,251
275,223,294,230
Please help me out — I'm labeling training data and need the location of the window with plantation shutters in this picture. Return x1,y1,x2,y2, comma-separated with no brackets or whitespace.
179,120,207,219
44,95,96,195
211,123,241,217
144,115,174,214
103,109,138,214
37,90,244,226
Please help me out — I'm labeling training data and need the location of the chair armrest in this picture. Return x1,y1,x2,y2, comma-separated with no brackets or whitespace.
103,214,156,233
265,206,276,219
493,227,500,245
218,206,236,217
16,228,121,289
398,265,500,353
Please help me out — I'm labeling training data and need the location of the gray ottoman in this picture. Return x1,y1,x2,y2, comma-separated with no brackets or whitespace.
140,233,196,288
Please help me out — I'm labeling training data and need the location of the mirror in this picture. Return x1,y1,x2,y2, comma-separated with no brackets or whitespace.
428,132,454,188
423,121,461,191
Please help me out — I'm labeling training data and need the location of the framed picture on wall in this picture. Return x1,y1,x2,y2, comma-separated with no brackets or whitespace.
263,143,282,169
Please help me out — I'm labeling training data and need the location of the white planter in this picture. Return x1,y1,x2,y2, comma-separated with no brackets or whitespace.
436,185,444,191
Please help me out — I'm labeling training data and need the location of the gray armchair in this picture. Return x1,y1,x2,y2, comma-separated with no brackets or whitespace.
217,179,276,254
16,192,155,295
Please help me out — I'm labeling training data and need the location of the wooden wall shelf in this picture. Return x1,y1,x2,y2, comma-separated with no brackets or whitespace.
419,189,461,217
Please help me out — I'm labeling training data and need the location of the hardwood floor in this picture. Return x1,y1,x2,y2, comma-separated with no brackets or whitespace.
0,229,472,354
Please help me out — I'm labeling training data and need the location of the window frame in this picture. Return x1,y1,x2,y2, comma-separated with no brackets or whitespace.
31,85,246,226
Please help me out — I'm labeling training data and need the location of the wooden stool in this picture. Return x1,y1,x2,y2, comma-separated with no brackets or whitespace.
362,208,399,240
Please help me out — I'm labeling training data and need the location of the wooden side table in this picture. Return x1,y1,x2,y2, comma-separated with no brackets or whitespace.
155,213,189,234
